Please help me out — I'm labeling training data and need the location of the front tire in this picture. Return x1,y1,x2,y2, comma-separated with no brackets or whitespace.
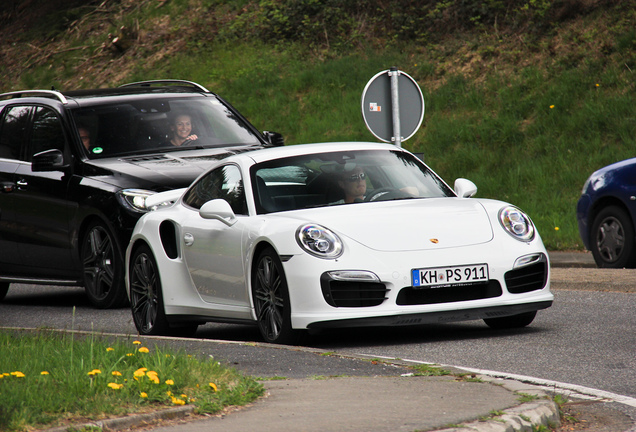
81,221,127,308
129,244,171,336
484,311,536,329
252,247,300,344
590,206,636,268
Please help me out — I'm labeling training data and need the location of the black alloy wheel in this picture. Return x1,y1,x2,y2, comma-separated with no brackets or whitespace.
129,244,170,335
252,247,300,344
484,311,537,329
590,205,636,268
82,221,127,308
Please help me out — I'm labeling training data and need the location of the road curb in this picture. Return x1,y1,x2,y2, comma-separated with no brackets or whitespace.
434,400,560,431
43,406,196,432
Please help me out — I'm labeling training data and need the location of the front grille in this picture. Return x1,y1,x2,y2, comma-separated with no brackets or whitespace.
321,279,389,307
505,261,548,293
396,280,502,306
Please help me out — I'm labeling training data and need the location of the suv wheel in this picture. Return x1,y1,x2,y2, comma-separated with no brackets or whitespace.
81,221,127,308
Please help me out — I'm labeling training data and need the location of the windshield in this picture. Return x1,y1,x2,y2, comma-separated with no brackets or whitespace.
251,149,454,214
71,96,261,158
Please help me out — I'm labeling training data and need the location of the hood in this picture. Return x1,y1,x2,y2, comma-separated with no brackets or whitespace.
83,147,254,190
283,198,494,252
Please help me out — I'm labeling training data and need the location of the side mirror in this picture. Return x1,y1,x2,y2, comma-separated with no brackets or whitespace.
32,149,68,172
454,178,477,198
199,199,237,226
262,131,284,147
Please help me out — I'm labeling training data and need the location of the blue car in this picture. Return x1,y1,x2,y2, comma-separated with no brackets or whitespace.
577,158,636,268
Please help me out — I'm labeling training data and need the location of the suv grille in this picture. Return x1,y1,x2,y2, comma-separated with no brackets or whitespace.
504,261,548,293
396,281,502,306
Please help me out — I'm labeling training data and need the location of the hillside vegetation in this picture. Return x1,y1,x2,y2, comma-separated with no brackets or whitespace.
0,0,634,250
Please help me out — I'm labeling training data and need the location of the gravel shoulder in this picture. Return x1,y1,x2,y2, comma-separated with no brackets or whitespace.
551,268,636,293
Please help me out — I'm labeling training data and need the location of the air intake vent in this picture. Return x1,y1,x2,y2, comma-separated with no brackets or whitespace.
321,279,388,307
397,281,502,306
505,261,548,293
124,155,169,162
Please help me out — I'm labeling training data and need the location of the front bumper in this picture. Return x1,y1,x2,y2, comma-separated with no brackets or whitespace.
307,300,553,329
283,241,554,330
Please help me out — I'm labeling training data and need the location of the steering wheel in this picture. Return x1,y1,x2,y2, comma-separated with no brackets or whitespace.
364,187,409,202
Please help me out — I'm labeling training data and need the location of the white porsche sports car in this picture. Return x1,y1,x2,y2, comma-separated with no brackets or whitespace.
125,142,553,344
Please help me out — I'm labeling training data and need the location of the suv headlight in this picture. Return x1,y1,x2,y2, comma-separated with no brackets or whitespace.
116,189,156,213
499,206,535,242
296,224,343,259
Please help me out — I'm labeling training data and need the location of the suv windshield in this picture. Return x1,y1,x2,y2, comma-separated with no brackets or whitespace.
71,96,261,158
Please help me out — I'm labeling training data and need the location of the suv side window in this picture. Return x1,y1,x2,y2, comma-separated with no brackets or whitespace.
0,105,32,160
183,164,247,215
30,107,66,159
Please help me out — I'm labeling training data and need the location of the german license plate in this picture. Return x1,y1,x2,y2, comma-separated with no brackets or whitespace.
412,264,489,288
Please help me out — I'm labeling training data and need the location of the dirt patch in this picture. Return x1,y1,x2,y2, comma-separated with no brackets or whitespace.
554,400,634,432
551,268,636,293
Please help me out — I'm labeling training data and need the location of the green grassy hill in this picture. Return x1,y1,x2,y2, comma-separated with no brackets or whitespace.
1,0,634,250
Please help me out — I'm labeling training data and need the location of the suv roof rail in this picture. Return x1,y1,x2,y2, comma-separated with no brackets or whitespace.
119,80,210,93
0,90,68,104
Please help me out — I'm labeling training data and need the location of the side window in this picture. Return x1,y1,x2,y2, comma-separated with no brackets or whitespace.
183,165,247,215
0,105,32,160
30,107,66,159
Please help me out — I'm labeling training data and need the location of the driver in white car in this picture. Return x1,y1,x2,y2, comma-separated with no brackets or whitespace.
333,167,367,204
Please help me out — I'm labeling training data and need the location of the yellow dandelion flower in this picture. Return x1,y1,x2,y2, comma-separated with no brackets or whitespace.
11,371,25,378
112,371,122,377
165,379,175,386
41,371,50,375
134,369,146,378
106,347,114,352
133,340,142,345
126,353,134,357
171,397,186,406
549,105,555,109
209,383,217,392
87,369,102,376
595,83,600,87
166,391,173,396
555,227,560,231
140,392,148,398
107,383,124,390
149,376,160,384
3,373,9,376
138,347,150,353
181,394,188,399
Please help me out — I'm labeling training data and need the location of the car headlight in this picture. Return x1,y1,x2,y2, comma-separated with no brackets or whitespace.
499,206,535,242
116,189,156,213
296,224,343,259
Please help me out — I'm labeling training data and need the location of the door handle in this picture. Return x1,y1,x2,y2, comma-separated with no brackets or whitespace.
16,179,28,190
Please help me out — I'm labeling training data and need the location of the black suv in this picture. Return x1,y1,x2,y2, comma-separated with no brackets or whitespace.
0,80,282,308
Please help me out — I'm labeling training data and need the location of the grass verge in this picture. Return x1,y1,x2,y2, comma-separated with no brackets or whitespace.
0,330,264,432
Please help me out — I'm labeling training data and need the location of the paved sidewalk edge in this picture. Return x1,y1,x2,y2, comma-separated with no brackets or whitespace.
434,400,560,431
41,387,560,432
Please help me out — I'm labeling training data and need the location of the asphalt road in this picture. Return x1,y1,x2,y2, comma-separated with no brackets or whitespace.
1,267,634,404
